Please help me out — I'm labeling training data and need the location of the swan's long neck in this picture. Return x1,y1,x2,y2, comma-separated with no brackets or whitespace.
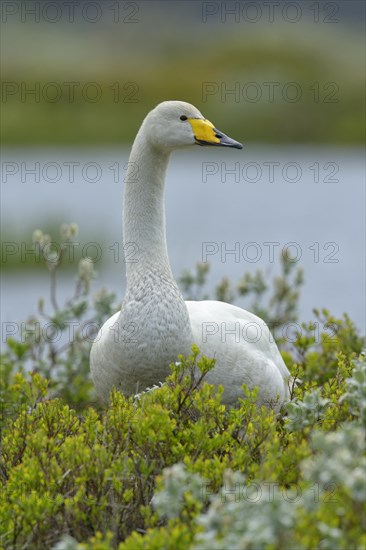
123,130,172,282
121,127,193,362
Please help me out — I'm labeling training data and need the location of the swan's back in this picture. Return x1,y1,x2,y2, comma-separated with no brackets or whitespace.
186,300,290,409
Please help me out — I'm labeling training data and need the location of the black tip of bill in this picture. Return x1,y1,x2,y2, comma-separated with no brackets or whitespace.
195,129,243,150
214,128,243,149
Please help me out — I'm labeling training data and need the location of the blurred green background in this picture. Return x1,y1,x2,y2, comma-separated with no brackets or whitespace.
1,0,365,146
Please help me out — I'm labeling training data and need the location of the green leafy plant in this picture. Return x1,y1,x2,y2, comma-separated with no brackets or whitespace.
1,225,365,549
1,224,118,410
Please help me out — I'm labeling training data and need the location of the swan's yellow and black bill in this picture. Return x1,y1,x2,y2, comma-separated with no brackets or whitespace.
188,118,243,150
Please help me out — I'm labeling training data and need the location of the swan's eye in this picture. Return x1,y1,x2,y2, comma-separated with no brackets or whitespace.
180,115,188,121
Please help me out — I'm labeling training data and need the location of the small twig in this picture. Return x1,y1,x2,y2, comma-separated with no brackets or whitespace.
49,267,59,311
66,278,83,307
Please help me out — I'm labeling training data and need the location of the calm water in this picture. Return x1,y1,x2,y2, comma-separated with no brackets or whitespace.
1,146,365,346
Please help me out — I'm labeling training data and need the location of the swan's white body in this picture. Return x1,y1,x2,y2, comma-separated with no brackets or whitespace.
90,101,290,409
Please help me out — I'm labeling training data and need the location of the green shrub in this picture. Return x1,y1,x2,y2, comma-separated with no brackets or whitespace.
1,225,365,549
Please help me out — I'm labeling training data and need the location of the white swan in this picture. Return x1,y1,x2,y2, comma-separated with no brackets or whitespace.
90,101,290,409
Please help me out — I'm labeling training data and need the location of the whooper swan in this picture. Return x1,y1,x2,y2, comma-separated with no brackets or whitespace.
90,101,290,410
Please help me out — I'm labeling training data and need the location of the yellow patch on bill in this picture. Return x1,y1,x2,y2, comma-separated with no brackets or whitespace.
188,118,220,144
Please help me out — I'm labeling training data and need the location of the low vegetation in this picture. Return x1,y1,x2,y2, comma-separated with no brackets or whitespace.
1,225,365,549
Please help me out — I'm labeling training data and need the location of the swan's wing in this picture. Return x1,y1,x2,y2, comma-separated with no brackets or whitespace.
186,300,290,408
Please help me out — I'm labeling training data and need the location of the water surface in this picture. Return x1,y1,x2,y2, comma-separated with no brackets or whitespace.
1,146,365,342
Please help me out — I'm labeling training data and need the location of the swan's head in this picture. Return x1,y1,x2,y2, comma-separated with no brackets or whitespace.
141,100,243,151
